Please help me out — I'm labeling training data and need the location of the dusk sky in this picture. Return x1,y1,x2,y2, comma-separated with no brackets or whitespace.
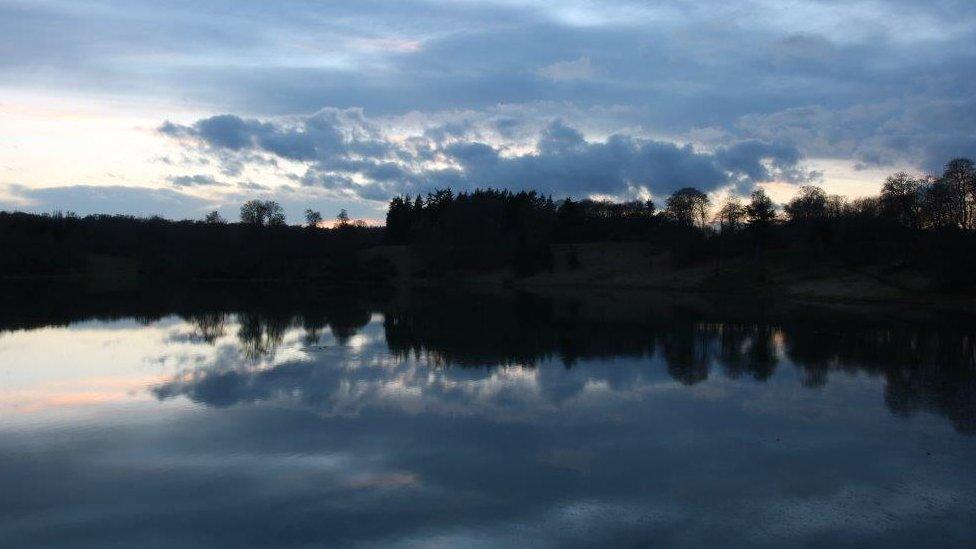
1,0,974,223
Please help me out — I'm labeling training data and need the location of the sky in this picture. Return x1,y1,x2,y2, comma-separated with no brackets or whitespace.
0,0,974,223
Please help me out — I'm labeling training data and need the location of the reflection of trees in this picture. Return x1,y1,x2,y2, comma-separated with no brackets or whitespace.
296,305,373,347
786,324,976,434
748,324,778,381
661,323,712,385
157,288,976,436
174,307,374,360
0,281,388,343
233,303,373,359
384,292,563,367
885,362,976,434
384,292,777,385
31,280,970,434
238,312,291,360
383,290,976,434
718,323,752,379
189,312,226,344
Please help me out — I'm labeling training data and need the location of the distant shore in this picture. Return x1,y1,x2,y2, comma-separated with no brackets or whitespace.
3,238,973,311
366,243,976,311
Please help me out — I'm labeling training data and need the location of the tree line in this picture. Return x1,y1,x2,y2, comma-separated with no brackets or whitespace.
387,158,976,238
1,157,974,286
384,158,976,285
0,199,387,280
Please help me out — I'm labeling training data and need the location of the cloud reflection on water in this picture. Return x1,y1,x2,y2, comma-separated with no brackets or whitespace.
1,287,975,546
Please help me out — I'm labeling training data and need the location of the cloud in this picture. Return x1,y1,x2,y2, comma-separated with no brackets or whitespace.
0,184,211,219
3,0,972,156
237,181,271,191
167,174,228,188
161,109,387,162
537,57,596,81
714,140,816,184
735,97,976,172
161,114,810,202
4,0,975,215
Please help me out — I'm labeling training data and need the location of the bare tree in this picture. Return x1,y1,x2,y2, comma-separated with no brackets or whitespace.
240,200,286,227
203,210,225,224
879,172,922,228
665,187,710,228
304,209,323,228
785,185,828,222
940,158,975,229
714,195,746,233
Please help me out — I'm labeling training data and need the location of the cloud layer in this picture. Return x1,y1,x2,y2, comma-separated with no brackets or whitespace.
160,112,814,202
1,0,975,214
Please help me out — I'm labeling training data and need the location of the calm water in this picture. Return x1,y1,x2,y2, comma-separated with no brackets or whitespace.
1,284,975,547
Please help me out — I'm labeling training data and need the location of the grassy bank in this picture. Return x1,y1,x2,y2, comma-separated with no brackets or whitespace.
366,242,976,310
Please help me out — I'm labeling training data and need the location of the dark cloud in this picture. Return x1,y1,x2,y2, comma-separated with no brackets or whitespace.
161,113,346,161
714,140,813,184
436,131,732,197
2,1,972,172
736,96,976,172
167,174,227,188
162,115,809,201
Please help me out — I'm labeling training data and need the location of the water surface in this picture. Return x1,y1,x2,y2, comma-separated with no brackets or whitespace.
1,284,974,547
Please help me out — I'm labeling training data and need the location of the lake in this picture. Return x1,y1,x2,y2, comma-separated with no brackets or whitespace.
1,283,974,547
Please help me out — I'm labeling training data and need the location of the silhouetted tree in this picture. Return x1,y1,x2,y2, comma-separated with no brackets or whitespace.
785,185,828,223
715,195,746,233
921,175,955,228
304,209,323,228
939,158,976,229
665,187,710,228
880,172,923,228
848,196,880,219
745,188,777,227
204,210,225,224
745,188,777,272
385,196,414,244
6,155,976,289
555,198,585,242
241,200,286,227
240,200,262,225
0,209,385,280
267,207,286,227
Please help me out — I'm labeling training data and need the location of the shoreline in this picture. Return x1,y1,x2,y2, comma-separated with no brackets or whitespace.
3,260,975,313
395,274,976,313
368,242,976,312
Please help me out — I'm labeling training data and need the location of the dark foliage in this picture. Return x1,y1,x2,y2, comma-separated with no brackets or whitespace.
383,158,976,287
380,288,976,434
3,157,975,287
387,188,671,275
0,211,386,281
